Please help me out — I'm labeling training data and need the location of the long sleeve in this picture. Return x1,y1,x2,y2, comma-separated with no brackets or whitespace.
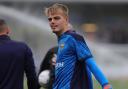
24,45,39,89
86,57,109,87
68,32,109,87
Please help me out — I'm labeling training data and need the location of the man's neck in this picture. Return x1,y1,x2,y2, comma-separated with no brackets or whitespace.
57,26,69,37
0,33,8,36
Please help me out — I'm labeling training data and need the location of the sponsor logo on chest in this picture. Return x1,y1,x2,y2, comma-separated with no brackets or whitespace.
55,62,64,68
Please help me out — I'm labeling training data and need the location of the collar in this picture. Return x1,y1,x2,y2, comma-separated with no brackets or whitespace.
58,29,75,41
0,35,10,40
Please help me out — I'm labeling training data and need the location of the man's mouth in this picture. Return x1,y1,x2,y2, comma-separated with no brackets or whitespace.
51,25,58,29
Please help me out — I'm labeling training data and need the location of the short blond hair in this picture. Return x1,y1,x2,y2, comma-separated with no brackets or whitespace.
44,3,69,17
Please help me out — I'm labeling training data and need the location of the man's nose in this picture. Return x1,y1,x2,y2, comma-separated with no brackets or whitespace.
51,20,55,25
51,19,55,23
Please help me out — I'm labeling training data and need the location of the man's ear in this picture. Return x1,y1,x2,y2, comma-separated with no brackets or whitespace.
6,26,11,34
65,16,69,22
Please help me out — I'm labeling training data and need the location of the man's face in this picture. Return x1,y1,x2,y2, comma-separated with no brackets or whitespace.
47,9,68,35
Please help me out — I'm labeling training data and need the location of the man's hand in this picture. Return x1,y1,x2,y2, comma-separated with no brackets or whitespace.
103,84,112,89
51,54,57,66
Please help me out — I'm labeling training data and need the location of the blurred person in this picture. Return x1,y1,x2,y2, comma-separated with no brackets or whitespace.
0,19,39,89
38,46,58,89
44,3,112,89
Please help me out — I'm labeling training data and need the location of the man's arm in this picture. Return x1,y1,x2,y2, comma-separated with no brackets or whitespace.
68,32,112,89
24,45,39,89
86,57,112,89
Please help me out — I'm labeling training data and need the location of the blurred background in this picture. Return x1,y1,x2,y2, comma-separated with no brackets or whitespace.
0,0,128,89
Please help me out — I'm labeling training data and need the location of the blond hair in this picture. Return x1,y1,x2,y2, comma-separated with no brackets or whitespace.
44,3,69,17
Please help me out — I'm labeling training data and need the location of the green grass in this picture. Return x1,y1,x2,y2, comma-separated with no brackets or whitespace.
24,78,128,89
93,78,128,89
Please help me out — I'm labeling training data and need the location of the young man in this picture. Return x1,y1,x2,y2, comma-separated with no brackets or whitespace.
44,3,112,89
0,19,39,89
39,46,58,89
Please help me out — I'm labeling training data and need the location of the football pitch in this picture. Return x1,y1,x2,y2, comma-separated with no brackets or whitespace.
93,78,128,89
24,78,128,89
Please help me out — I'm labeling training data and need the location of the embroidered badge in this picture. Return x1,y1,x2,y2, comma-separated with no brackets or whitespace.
60,43,65,49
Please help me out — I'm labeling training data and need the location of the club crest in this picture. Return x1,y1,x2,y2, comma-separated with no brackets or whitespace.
60,43,65,49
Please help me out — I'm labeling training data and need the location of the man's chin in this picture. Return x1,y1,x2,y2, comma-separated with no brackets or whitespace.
52,31,60,36
52,31,57,34
52,30,58,33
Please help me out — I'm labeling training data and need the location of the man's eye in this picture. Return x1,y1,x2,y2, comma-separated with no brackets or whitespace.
48,18,52,21
54,17,60,20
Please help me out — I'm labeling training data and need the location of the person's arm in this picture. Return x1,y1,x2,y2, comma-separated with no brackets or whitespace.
69,33,112,89
86,57,112,89
24,45,39,89
38,50,52,74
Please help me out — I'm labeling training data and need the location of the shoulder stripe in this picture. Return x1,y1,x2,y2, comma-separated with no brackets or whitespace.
65,30,85,43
